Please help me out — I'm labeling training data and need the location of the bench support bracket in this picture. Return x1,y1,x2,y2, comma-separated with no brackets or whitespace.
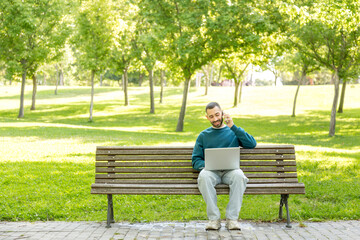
106,194,115,228
279,194,292,228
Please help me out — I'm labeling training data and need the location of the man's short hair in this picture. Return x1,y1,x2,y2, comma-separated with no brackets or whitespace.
205,102,221,113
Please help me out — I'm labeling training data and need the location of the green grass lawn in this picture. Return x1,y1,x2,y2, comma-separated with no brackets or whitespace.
0,84,359,223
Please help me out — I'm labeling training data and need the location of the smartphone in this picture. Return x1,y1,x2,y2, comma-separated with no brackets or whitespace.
222,111,228,124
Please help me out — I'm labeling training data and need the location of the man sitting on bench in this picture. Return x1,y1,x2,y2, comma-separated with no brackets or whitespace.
192,102,257,231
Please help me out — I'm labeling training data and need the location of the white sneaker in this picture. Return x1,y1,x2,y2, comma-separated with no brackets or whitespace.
205,220,221,230
225,219,241,230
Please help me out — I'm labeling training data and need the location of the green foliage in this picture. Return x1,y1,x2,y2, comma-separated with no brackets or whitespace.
71,0,115,72
110,0,138,73
280,0,360,76
0,0,71,77
0,85,359,222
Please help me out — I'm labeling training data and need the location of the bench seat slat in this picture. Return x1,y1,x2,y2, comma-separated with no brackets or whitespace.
91,189,305,195
91,183,304,189
91,183,305,195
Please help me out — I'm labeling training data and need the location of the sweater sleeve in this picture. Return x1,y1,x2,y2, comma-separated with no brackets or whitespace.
230,124,257,149
192,134,205,171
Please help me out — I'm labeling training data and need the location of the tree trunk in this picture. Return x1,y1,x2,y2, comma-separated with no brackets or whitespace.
59,68,64,86
44,73,47,85
139,73,144,86
149,69,155,113
292,68,306,117
329,71,340,137
160,70,164,104
89,70,95,122
274,75,277,86
210,63,214,86
124,69,129,106
205,75,209,95
292,80,301,117
18,69,26,118
238,81,243,104
202,65,210,96
121,74,124,90
30,75,37,110
217,65,223,84
337,80,346,113
176,77,191,132
233,80,240,107
100,74,103,87
55,64,59,95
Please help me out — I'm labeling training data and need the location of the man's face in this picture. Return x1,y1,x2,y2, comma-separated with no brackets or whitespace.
206,106,223,128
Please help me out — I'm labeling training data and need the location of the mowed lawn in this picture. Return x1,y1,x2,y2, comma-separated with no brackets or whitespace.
0,84,359,223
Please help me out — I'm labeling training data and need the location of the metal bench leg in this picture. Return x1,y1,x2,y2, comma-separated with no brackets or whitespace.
106,194,115,228
279,194,292,228
279,195,284,220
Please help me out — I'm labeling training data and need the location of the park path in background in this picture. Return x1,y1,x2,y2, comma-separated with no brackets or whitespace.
0,220,359,239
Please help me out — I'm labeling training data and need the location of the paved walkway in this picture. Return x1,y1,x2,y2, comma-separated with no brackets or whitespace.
0,220,359,240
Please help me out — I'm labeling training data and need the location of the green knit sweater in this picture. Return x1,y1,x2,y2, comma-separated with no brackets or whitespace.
191,124,257,171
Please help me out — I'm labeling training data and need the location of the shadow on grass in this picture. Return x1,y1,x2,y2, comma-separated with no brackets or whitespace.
1,99,359,149
0,87,121,100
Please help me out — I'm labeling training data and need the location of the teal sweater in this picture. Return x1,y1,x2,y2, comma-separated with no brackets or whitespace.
192,124,257,171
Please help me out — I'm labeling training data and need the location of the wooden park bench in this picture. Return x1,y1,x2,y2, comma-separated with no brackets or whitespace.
91,145,305,228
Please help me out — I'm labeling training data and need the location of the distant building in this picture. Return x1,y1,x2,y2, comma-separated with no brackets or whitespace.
220,79,235,87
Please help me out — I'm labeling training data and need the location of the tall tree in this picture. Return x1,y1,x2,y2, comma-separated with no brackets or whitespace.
286,52,318,117
132,14,160,114
72,0,115,122
0,0,70,117
222,51,258,107
337,66,360,113
111,0,138,107
139,0,264,132
201,63,214,96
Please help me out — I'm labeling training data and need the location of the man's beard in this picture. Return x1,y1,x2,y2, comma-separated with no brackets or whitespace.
211,117,223,128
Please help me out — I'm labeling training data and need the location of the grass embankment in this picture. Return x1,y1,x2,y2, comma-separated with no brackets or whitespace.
0,85,359,222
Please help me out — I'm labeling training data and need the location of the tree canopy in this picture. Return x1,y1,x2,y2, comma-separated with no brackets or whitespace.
1,0,359,135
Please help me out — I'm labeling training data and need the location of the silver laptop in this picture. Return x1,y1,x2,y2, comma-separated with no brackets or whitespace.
204,147,240,170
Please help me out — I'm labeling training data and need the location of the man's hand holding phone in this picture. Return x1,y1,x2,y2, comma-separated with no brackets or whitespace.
223,112,234,128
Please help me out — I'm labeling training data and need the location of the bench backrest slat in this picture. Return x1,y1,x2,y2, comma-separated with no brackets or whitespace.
95,160,296,167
